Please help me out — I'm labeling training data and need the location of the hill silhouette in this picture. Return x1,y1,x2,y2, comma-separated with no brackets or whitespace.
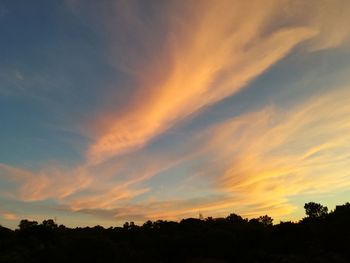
1,202,350,262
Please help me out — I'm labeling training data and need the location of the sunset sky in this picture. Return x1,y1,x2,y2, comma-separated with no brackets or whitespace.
1,0,350,229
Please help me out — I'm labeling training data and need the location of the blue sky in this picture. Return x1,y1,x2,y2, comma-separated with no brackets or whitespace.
1,0,350,228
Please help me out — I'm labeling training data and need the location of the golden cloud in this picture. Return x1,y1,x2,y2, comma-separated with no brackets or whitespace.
185,87,350,219
1,86,349,221
2,1,350,225
87,0,322,165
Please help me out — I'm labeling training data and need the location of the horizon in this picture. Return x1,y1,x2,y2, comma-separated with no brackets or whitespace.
1,0,350,230
3,201,346,230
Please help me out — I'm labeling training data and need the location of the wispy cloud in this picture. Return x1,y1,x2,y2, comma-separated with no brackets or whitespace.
86,0,320,165
1,0,350,226
184,86,350,219
4,86,349,222
0,164,91,201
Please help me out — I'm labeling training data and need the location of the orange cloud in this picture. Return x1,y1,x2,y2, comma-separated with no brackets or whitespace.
119,86,350,222
2,212,18,221
306,0,350,50
2,1,350,225
87,0,320,165
3,86,349,222
0,164,91,201
186,86,350,220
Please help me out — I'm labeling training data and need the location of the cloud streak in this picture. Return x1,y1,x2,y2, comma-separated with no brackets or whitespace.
187,86,350,219
1,86,350,222
87,0,320,164
2,0,350,227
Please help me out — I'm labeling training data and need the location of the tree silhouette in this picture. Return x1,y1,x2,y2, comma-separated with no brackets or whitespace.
304,202,328,219
42,219,57,229
18,219,38,230
1,202,349,263
226,213,246,224
258,215,273,226
334,202,350,214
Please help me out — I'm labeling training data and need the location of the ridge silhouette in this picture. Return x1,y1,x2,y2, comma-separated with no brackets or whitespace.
1,202,349,262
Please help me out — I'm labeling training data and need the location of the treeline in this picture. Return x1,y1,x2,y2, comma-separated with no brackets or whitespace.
0,202,350,262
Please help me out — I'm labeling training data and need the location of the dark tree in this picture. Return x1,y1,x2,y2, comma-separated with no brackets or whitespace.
123,222,129,229
18,219,38,230
1,202,350,263
143,220,153,229
258,215,273,226
334,202,350,214
226,213,242,223
304,202,328,219
42,219,58,229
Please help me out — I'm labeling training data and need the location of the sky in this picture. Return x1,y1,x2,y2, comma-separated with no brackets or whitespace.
1,0,350,229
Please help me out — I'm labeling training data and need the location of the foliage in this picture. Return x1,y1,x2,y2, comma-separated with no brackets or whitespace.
0,202,349,262
258,215,273,226
304,202,328,219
